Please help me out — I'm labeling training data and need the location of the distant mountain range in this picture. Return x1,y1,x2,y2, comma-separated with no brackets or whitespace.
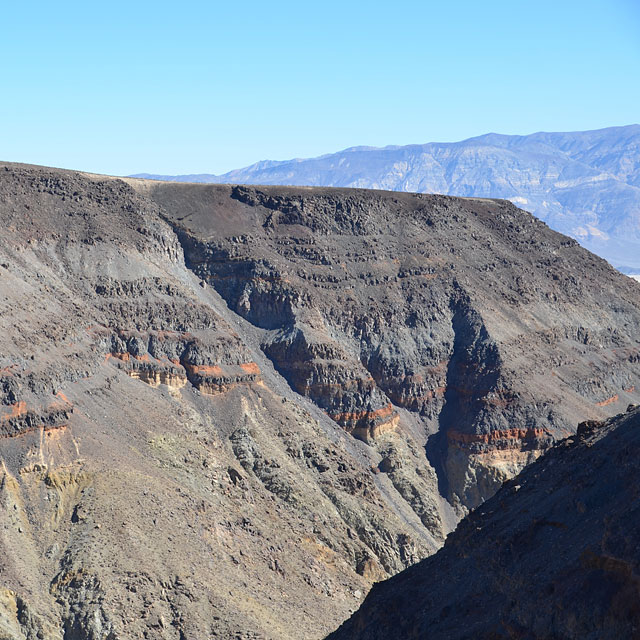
132,125,640,272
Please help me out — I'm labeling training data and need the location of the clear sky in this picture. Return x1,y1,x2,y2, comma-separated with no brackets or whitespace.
2,0,639,176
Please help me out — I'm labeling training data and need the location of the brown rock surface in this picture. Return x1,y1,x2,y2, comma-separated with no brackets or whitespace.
328,406,640,640
0,164,451,639
138,180,640,511
0,162,638,638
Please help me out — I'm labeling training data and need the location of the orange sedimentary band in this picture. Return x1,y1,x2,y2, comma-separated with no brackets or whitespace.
175,362,261,377
108,352,155,363
328,402,395,424
447,427,550,445
624,386,636,393
184,363,225,377
239,362,261,375
0,398,72,439
352,414,400,442
0,397,72,423
126,370,188,387
107,352,129,362
0,364,18,376
107,353,260,379
0,401,28,421
1,423,68,439
240,362,260,375
55,391,71,404
596,394,619,407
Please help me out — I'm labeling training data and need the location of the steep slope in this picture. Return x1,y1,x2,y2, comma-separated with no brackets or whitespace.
0,163,638,639
328,405,640,640
133,125,640,271
134,180,640,512
0,164,451,640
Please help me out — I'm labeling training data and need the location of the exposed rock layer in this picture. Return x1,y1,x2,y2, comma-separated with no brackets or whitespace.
328,405,640,640
0,163,452,640
140,180,640,510
0,162,638,638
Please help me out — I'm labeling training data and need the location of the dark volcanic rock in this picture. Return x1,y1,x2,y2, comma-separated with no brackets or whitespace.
141,181,640,511
0,162,638,639
328,405,640,640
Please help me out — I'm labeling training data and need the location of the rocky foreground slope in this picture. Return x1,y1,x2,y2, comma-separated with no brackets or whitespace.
329,405,640,639
0,162,638,639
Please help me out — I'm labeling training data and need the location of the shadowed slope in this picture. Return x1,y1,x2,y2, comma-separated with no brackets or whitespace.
328,405,640,639
0,161,638,638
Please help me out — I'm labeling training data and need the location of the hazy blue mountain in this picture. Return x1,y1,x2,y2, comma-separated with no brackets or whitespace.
132,125,640,272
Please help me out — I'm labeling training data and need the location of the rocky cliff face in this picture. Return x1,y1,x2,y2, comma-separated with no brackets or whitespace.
141,181,640,512
329,405,640,640
0,164,453,640
133,124,640,272
0,163,638,639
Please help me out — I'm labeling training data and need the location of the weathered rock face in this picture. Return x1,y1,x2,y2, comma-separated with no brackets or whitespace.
0,163,638,639
328,405,640,640
142,181,640,512
0,164,452,640
101,328,261,394
132,124,640,272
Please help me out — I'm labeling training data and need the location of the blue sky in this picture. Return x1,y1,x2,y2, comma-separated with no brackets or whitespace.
1,0,639,175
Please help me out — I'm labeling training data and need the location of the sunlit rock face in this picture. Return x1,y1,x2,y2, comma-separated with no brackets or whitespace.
0,164,450,640
0,162,638,639
329,406,640,640
150,181,640,511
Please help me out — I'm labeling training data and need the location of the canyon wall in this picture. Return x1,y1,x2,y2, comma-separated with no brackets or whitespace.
0,163,638,638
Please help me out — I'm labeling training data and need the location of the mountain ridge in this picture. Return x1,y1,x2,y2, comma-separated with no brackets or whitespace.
0,162,638,638
131,125,640,272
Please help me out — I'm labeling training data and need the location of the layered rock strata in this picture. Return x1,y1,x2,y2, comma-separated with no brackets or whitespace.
0,399,71,439
144,182,640,511
0,163,638,638
329,406,640,640
101,330,261,394
0,163,453,640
